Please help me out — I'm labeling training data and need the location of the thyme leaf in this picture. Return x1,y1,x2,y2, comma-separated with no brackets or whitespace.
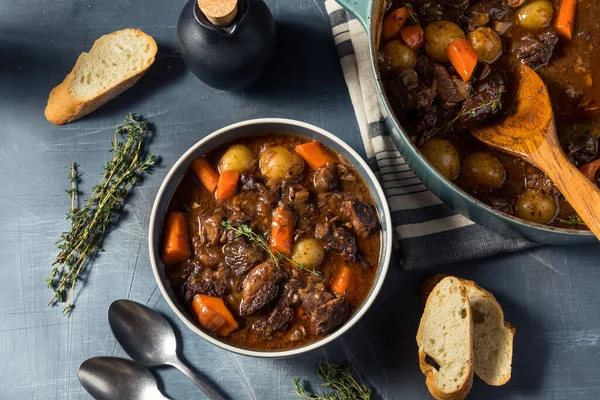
405,3,420,26
294,360,372,400
222,221,321,276
47,114,156,314
557,215,587,226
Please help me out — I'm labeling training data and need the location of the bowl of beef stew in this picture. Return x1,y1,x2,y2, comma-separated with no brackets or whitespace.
149,119,392,357
336,0,599,243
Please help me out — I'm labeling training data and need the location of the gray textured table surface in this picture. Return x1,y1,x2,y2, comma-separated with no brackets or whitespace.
1,0,600,399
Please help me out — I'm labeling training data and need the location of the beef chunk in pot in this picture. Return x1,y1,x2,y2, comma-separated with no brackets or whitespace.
471,0,509,21
240,261,285,316
459,73,505,122
239,173,258,191
565,135,599,166
299,282,334,314
299,281,350,335
253,275,302,336
200,214,225,246
384,69,437,112
313,163,339,193
223,230,265,276
282,183,312,214
315,219,357,261
417,56,470,105
342,199,379,238
511,29,558,71
184,264,229,303
192,235,223,267
310,297,350,335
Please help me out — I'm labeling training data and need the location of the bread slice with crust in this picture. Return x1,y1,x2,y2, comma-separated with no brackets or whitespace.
460,279,515,386
416,276,474,400
45,29,157,125
421,275,515,387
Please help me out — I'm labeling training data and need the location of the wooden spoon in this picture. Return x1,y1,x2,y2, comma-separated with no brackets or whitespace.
471,63,600,239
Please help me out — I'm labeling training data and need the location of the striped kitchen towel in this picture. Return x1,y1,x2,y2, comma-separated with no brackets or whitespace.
324,0,535,269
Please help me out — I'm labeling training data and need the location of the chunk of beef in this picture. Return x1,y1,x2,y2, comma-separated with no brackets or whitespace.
459,73,505,122
223,230,265,276
342,199,379,238
565,135,599,166
315,219,357,261
200,214,225,246
385,69,437,112
184,264,229,303
239,173,258,191
191,235,223,267
336,164,357,183
299,282,334,314
240,262,285,316
253,276,302,336
282,184,311,214
418,2,444,23
511,29,558,70
417,56,470,105
313,163,339,193
299,282,350,335
310,297,350,335
471,0,509,20
280,277,303,306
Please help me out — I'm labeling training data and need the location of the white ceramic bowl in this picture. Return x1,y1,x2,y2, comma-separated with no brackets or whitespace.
149,118,392,357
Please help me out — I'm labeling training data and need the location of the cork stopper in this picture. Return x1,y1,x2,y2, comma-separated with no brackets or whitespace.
197,0,238,27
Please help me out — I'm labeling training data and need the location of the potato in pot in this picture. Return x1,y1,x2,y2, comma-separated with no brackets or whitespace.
420,138,461,180
219,144,256,173
517,0,554,30
383,40,417,70
424,21,466,63
259,145,304,186
468,27,503,64
516,189,558,224
291,238,324,269
459,152,506,189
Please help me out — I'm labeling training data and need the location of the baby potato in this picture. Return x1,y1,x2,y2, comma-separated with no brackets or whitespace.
219,144,256,173
420,138,461,180
516,189,558,224
424,21,466,63
517,0,554,30
259,145,304,185
460,152,506,189
291,238,324,269
468,27,503,64
383,40,417,70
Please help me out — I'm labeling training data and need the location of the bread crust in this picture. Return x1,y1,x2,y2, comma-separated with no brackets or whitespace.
44,29,157,125
416,278,474,400
458,278,516,386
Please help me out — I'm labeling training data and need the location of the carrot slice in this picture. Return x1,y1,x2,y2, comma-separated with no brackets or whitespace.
190,157,219,193
270,205,295,256
192,295,238,337
161,211,191,265
555,0,577,40
294,141,337,170
579,159,600,182
448,39,478,82
216,170,240,200
400,25,425,50
383,7,409,40
331,265,357,303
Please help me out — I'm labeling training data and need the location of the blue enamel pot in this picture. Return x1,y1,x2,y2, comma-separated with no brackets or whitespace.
335,0,596,244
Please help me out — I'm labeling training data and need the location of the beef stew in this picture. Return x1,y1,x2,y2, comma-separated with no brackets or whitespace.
378,0,599,229
161,134,382,351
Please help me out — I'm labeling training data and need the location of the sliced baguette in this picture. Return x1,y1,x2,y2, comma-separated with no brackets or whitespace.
460,279,515,386
416,276,474,400
45,29,157,125
421,275,515,386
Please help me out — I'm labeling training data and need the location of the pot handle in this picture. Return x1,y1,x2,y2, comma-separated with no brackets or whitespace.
335,0,371,29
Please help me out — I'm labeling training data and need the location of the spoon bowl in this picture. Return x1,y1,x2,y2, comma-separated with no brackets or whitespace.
78,357,169,400
471,63,600,239
108,299,227,400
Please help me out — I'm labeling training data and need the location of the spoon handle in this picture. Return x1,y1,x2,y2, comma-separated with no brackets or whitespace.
170,358,228,400
530,129,600,239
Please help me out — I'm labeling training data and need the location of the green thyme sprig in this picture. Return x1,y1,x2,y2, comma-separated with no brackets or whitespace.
405,3,420,26
557,215,587,226
222,221,321,276
294,360,372,400
47,114,156,315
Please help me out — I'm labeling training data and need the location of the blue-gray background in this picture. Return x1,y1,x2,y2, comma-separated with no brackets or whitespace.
1,0,599,398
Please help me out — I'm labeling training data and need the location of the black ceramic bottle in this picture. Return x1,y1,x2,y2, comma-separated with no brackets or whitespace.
177,0,276,91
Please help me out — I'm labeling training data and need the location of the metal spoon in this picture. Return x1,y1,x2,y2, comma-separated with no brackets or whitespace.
78,357,170,400
108,299,227,400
